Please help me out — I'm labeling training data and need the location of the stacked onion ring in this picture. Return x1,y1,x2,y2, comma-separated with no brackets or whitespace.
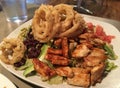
32,4,85,43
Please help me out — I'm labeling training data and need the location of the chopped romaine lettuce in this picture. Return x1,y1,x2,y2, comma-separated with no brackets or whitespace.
15,59,33,70
105,60,117,72
38,44,49,61
47,75,63,84
23,64,35,77
38,44,54,69
103,43,117,60
15,59,35,77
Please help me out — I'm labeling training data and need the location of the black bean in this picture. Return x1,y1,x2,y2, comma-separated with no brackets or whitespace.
23,28,43,58
14,59,26,67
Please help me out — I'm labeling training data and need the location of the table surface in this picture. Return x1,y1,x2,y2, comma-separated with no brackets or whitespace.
0,2,120,88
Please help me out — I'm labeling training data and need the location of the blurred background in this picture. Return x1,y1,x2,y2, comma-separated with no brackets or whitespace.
0,0,120,21
26,0,120,21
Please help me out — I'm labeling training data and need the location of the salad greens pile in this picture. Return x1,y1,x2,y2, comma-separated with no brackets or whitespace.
15,25,118,85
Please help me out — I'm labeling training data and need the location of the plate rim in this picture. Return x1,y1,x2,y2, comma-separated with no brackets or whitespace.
0,16,120,88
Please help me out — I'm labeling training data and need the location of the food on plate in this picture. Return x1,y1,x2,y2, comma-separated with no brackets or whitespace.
0,38,26,64
67,68,90,87
32,4,85,42
33,58,56,80
0,4,118,88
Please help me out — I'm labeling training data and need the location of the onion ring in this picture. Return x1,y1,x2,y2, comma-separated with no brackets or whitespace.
32,4,85,42
32,4,60,42
0,38,26,64
58,12,85,37
54,4,74,33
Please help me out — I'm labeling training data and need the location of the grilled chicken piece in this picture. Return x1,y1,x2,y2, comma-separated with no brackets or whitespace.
72,44,90,58
79,33,96,43
67,68,90,87
55,67,73,78
90,48,106,58
91,63,105,85
47,48,62,55
81,42,93,49
62,37,69,58
32,59,56,80
84,48,107,66
93,38,105,47
54,38,62,48
79,32,96,41
45,54,69,65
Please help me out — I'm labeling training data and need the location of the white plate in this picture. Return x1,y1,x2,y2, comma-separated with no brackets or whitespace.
0,16,120,88
0,73,16,88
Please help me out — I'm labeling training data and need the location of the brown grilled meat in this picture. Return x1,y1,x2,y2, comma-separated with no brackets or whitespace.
62,37,69,58
72,44,90,58
47,47,62,55
45,54,69,65
54,38,62,48
91,63,105,85
32,59,56,80
84,48,107,66
55,67,73,78
67,67,90,87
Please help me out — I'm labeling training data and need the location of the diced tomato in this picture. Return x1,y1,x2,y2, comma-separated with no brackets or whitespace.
95,25,115,43
103,35,115,43
95,25,106,36
87,22,94,30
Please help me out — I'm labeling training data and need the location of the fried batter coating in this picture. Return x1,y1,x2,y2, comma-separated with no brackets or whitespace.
32,4,85,42
0,38,26,64
57,11,85,37
54,4,74,33
32,4,60,42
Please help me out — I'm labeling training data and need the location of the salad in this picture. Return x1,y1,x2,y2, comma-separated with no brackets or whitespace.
0,4,118,88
